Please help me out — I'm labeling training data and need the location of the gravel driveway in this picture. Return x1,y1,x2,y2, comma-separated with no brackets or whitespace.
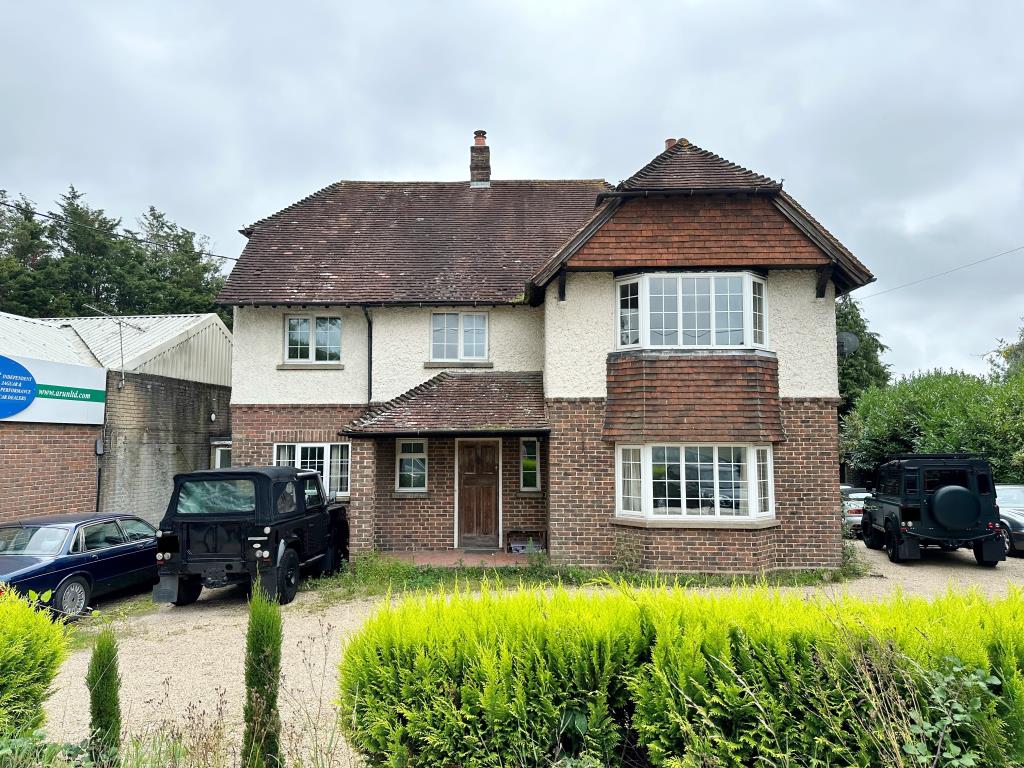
44,545,1023,757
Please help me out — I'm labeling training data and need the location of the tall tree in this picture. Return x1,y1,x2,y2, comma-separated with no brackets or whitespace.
988,321,1024,381
836,296,890,415
0,187,228,324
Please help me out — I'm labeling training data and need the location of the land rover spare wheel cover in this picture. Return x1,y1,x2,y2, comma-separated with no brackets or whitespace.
932,485,980,529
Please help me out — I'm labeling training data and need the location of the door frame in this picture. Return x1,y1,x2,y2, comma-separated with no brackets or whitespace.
454,437,502,549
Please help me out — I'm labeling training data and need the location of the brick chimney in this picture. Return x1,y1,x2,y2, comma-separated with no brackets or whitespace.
665,137,677,150
470,130,490,188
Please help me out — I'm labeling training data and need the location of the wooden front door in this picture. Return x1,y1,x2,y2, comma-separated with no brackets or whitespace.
458,441,499,549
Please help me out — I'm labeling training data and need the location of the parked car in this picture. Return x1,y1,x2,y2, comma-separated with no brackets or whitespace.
841,487,872,537
861,454,1004,566
0,514,158,617
996,484,1024,556
153,466,348,607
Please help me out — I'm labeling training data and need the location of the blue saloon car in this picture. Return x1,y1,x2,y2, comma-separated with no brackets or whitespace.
0,513,158,617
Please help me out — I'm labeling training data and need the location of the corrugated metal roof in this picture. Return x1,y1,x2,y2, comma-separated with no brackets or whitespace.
2,312,232,386
0,312,96,365
45,314,209,370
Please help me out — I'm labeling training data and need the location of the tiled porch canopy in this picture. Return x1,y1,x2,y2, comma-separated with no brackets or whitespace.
341,371,548,435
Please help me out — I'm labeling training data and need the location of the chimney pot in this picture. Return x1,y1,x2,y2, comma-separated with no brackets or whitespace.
470,130,491,186
665,138,677,150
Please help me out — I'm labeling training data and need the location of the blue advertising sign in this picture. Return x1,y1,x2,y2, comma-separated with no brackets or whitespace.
0,355,37,418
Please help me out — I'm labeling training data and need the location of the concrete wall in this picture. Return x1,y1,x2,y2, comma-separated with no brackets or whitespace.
101,371,232,522
232,306,368,405
371,306,544,401
541,269,837,400
232,305,544,405
767,270,839,398
543,272,617,398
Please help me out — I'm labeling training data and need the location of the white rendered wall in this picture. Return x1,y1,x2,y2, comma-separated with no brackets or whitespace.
371,306,544,402
768,270,839,399
543,272,617,398
231,306,368,404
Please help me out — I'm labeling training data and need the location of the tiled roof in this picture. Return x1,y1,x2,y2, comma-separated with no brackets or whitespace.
218,180,608,306
603,352,785,443
619,139,782,193
343,371,547,434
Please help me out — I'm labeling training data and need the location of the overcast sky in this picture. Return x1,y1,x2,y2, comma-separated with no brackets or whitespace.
2,1,1021,377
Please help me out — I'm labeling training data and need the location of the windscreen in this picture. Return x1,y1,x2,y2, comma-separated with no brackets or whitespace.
0,526,68,555
176,479,257,515
922,469,970,493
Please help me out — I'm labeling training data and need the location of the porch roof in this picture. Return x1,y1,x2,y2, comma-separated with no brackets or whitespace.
341,371,548,435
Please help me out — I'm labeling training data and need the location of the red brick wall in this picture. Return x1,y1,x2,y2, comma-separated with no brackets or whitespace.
547,396,841,573
546,399,617,566
0,422,101,523
230,404,367,467
567,195,830,270
604,351,784,443
373,437,456,551
772,397,842,569
501,435,548,541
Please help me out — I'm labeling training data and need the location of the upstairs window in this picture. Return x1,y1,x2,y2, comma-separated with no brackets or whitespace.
616,273,767,350
285,315,341,362
431,312,488,361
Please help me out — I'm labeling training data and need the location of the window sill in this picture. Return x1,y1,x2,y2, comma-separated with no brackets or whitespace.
423,361,494,369
517,490,544,498
391,491,430,499
276,363,345,370
611,516,780,530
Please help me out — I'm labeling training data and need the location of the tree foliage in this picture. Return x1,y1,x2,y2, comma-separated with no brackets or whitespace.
836,296,890,415
86,628,121,766
842,370,1024,482
0,187,227,324
988,320,1024,381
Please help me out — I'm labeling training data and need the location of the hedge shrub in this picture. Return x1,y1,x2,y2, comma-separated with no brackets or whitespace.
339,587,1024,767
0,589,69,735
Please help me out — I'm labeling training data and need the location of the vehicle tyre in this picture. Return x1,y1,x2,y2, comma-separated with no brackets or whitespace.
1001,523,1016,556
862,516,885,550
276,548,301,605
53,576,91,619
885,525,904,564
172,576,203,606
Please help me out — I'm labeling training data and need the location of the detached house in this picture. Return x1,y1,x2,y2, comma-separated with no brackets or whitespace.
219,132,873,572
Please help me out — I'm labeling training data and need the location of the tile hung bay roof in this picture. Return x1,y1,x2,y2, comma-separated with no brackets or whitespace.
618,139,782,193
342,371,547,435
218,180,609,306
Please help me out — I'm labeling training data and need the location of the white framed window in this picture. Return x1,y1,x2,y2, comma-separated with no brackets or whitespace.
615,443,775,520
615,272,767,350
431,312,488,361
520,437,541,491
273,442,350,499
284,315,342,362
396,439,428,491
211,444,232,468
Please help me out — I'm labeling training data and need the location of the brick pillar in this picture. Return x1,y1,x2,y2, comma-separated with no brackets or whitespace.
348,437,378,556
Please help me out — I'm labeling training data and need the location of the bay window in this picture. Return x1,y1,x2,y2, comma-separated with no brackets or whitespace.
431,312,488,361
274,442,350,500
616,272,767,350
616,444,774,520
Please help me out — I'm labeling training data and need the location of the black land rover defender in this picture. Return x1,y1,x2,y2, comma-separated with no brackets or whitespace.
861,454,1004,566
153,467,348,606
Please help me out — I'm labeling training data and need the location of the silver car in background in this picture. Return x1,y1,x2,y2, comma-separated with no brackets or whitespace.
841,486,872,537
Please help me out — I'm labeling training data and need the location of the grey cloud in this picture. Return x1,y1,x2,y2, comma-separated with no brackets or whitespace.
2,0,1021,377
